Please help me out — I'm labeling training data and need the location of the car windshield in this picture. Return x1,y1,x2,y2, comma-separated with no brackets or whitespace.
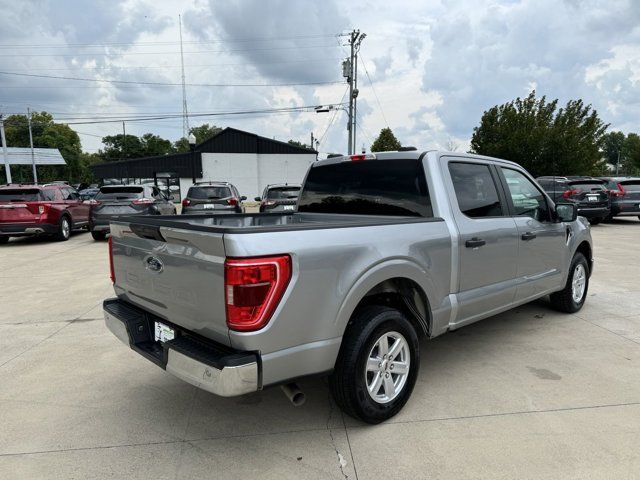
620,181,640,192
266,187,300,200
0,189,43,202
298,159,432,217
95,186,144,200
188,186,231,199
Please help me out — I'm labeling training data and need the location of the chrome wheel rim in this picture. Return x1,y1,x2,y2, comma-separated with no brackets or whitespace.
572,263,586,303
62,219,70,238
365,331,410,404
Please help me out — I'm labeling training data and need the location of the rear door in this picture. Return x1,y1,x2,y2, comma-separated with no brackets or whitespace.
498,167,566,301
444,159,519,324
0,188,43,224
62,187,89,225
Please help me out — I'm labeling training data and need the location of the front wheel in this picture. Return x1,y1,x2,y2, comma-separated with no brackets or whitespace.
550,252,589,313
55,216,71,242
329,305,420,424
589,218,601,225
0,236,9,244
91,231,106,241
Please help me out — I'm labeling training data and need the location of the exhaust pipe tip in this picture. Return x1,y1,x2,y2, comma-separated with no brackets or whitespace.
280,382,306,407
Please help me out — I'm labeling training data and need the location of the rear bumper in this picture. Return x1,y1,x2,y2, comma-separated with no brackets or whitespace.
576,206,609,219
611,202,640,216
181,208,238,215
103,298,259,397
0,222,57,236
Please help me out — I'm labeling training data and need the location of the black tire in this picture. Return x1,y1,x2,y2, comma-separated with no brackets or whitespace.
550,252,589,313
0,236,9,244
589,218,601,225
55,216,71,242
91,231,106,241
329,305,420,424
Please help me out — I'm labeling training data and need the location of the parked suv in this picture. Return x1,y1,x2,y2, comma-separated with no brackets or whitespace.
536,176,610,224
0,183,89,243
255,184,301,212
599,177,640,220
89,185,176,240
181,182,245,214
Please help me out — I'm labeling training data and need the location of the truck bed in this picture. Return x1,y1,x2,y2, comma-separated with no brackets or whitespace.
114,211,440,235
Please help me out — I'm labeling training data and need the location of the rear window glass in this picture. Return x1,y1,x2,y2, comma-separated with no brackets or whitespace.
266,187,300,199
569,181,606,190
96,186,144,200
620,181,640,192
188,186,231,199
0,189,43,202
297,159,432,217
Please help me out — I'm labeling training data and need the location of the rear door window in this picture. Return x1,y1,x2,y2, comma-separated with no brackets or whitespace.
41,189,58,201
188,186,231,199
448,162,503,218
96,187,144,200
297,159,432,217
0,189,43,202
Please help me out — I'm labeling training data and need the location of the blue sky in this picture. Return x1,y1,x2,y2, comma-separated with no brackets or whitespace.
1,0,638,155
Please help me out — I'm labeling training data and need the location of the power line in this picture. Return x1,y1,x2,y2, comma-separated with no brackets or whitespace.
319,87,349,148
0,71,343,88
0,43,341,58
358,53,389,129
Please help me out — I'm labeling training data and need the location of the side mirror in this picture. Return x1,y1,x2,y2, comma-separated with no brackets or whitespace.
555,203,577,222
254,197,261,202
241,196,247,201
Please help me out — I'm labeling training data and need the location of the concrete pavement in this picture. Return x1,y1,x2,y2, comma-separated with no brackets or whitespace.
1,219,640,479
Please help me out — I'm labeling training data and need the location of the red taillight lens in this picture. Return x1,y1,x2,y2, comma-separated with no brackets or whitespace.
617,183,626,197
132,198,154,205
25,202,49,215
224,255,291,331
182,198,191,207
227,198,238,206
350,154,366,161
108,236,115,284
563,189,579,198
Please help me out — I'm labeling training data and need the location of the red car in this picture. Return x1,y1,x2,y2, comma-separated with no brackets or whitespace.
0,183,90,243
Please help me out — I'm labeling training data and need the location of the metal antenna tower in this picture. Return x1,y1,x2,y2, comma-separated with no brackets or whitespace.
179,14,190,139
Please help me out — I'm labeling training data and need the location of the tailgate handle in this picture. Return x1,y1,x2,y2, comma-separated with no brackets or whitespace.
465,237,486,248
130,224,165,241
521,232,537,241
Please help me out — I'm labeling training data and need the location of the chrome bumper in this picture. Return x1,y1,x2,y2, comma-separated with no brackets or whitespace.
104,304,258,397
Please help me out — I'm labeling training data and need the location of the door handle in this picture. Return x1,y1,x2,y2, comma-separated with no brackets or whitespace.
521,232,537,241
465,237,486,248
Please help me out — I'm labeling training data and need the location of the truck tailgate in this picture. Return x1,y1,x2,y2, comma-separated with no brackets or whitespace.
109,222,230,346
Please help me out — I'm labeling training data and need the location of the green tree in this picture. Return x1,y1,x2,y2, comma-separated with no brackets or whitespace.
370,127,401,152
99,134,144,161
624,133,640,174
602,131,626,168
287,140,310,149
141,133,174,157
174,124,222,152
1,112,84,184
470,91,608,177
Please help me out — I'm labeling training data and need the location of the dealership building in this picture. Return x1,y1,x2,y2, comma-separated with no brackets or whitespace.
90,127,317,201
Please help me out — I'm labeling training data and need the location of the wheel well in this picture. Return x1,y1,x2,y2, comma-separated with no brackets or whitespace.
351,278,431,339
576,241,593,274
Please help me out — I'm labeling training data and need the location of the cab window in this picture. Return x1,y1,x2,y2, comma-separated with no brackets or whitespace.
448,162,503,218
501,168,551,221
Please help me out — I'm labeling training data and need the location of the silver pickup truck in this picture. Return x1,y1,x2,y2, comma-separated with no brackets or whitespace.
104,150,593,423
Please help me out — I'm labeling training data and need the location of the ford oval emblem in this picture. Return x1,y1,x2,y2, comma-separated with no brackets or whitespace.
144,256,164,274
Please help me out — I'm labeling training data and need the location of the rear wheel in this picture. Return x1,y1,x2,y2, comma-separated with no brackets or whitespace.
329,305,420,424
55,216,71,242
0,237,9,244
91,231,106,241
550,252,589,313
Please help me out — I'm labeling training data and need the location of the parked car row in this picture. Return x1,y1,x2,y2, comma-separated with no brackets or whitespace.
536,175,640,224
1,181,304,244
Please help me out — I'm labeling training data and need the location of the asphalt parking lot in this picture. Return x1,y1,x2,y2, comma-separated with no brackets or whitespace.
1,219,640,479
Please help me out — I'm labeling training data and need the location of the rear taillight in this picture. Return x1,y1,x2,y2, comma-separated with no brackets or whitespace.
227,198,238,206
224,255,291,331
562,189,580,198
38,204,48,215
86,199,101,206
617,183,626,197
182,198,191,207
108,236,115,283
25,203,49,215
132,198,154,205
261,200,276,207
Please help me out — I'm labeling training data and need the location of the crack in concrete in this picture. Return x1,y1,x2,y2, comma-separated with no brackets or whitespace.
326,390,350,479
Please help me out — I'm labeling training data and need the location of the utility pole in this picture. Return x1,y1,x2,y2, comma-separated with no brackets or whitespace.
122,121,127,159
27,108,37,184
179,14,190,139
310,132,314,151
0,115,11,184
342,30,365,155
616,149,621,175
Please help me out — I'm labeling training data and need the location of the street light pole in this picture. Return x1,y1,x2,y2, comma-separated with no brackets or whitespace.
27,108,37,184
0,115,11,184
188,133,197,183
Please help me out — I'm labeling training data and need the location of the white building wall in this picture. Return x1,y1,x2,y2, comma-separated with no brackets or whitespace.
195,152,315,199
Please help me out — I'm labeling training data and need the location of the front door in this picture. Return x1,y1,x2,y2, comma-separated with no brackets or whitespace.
445,159,519,325
498,167,566,301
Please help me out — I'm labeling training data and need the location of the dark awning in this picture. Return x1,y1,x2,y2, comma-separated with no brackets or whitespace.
91,151,201,179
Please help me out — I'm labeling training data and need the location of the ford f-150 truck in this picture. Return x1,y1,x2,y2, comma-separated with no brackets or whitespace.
103,151,593,423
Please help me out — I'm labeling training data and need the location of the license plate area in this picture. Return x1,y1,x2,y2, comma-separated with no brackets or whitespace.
283,205,295,211
202,204,215,209
155,321,175,343
587,195,598,202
